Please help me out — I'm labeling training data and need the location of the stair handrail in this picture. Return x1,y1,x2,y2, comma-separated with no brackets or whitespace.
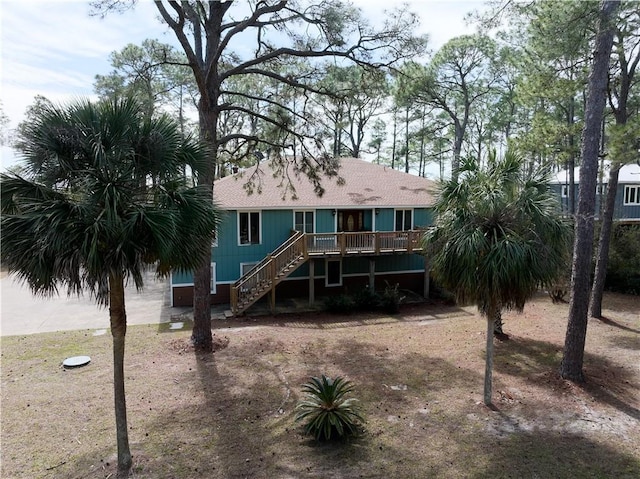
232,231,306,314
232,230,304,288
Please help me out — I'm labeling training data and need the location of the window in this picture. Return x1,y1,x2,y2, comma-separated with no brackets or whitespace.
561,185,569,198
239,211,260,244
210,263,216,294
240,262,258,277
395,209,413,231
294,211,314,233
325,259,342,286
624,185,640,205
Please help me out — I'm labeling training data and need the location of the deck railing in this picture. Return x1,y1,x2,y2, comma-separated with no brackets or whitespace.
305,230,424,256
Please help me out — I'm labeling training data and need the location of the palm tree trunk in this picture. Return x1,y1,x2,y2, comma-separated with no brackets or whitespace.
590,165,620,318
109,273,132,477
493,309,504,336
484,304,496,406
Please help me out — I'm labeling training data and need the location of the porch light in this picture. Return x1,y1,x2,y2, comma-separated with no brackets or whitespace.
375,208,380,215
332,209,337,216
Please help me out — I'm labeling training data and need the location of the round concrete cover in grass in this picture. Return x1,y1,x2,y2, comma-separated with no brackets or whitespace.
63,356,91,368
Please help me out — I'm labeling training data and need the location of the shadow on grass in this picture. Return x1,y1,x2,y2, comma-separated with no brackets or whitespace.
495,336,640,421
180,334,485,478
596,315,640,334
55,327,637,478
608,334,640,350
471,430,640,479
600,292,640,315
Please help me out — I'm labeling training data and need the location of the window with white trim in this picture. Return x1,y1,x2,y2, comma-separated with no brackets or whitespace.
240,262,258,277
395,209,413,231
561,185,569,198
294,211,314,233
239,211,260,245
624,185,640,205
325,259,342,287
210,263,216,294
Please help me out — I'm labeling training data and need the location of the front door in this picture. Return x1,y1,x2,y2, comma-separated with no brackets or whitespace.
338,210,364,232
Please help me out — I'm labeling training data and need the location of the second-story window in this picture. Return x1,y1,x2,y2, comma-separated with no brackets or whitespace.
624,185,640,205
239,211,260,245
294,211,314,233
395,209,413,231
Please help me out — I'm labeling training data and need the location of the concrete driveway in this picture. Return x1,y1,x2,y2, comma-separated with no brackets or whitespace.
0,270,176,336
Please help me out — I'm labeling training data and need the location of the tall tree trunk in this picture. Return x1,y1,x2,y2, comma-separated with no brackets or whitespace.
192,257,213,350
191,102,217,351
561,0,618,382
452,120,464,182
404,106,410,173
391,109,398,169
109,273,132,478
568,98,576,216
484,302,497,406
590,165,621,317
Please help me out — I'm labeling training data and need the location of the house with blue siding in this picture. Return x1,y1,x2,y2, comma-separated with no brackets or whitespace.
550,162,640,221
171,157,437,314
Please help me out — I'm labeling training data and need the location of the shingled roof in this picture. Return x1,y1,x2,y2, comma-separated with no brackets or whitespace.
213,157,437,209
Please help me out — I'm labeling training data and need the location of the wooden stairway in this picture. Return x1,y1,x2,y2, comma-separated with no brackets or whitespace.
230,231,307,315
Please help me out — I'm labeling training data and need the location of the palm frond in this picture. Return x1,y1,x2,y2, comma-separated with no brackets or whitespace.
3,96,221,305
422,149,571,314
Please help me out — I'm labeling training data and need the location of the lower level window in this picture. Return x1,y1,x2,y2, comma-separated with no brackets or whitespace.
326,259,342,286
240,262,258,277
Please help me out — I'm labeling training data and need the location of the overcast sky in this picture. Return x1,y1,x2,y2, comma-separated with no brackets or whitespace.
0,0,487,170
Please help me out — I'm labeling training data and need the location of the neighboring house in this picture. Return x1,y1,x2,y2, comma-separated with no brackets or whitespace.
171,157,437,314
550,162,640,222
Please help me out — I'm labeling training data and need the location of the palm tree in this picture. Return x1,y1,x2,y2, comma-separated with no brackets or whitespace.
1,98,219,478
422,150,571,406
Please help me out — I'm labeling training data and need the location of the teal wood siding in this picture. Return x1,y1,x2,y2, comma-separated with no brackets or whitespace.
363,210,373,230
552,183,640,220
172,270,194,285
316,209,336,233
213,209,293,282
414,209,432,228
375,254,425,272
376,209,394,231
337,256,370,275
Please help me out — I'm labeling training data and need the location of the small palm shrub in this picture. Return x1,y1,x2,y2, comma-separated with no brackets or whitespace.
324,294,356,314
295,375,364,441
353,285,381,311
379,282,405,313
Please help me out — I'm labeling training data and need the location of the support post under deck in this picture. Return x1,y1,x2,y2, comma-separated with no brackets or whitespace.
309,259,315,306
